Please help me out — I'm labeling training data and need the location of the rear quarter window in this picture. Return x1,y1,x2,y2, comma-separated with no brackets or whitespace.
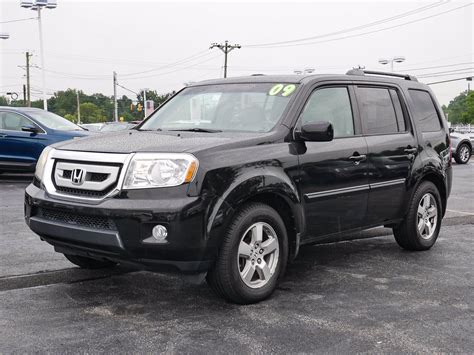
408,89,442,132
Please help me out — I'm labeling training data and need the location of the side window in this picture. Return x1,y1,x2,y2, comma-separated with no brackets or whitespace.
408,89,442,132
0,112,36,131
357,87,399,135
300,87,354,138
389,89,406,132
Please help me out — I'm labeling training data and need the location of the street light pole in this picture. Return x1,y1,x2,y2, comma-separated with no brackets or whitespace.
21,0,57,111
37,6,47,110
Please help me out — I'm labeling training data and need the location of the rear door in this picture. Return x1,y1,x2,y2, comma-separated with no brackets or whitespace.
354,85,418,225
296,85,369,239
0,111,47,171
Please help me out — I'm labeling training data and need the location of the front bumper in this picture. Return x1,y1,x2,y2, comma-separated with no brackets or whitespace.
24,183,217,273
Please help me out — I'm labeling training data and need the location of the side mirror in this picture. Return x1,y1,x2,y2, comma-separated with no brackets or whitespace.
21,125,41,134
296,121,334,142
449,127,455,133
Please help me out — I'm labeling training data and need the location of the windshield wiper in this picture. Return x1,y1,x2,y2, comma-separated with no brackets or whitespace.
169,128,222,133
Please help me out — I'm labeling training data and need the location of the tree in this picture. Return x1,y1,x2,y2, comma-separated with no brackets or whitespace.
445,91,474,124
79,102,106,123
0,96,9,106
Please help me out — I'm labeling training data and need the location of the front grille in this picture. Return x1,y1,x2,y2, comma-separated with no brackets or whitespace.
89,172,109,182
37,207,116,230
52,160,122,199
55,186,112,198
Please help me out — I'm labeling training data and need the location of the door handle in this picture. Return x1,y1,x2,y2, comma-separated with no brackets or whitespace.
349,154,367,165
404,147,418,154
0,134,7,138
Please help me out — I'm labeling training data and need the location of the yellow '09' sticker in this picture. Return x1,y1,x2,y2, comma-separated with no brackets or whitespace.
269,84,296,97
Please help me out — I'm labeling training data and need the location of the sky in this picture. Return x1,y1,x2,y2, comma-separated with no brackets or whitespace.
0,0,473,106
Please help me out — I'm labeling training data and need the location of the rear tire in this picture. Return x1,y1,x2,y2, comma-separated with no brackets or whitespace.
393,181,442,251
64,254,117,269
454,143,471,164
207,203,288,304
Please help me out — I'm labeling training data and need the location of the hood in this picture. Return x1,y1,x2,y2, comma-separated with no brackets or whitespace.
51,130,276,154
450,131,471,140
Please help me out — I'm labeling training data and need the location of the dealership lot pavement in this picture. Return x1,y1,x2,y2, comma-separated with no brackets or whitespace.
0,163,473,353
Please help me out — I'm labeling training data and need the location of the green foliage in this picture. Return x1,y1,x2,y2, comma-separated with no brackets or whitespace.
2,88,176,123
79,102,106,123
445,91,474,124
0,96,9,106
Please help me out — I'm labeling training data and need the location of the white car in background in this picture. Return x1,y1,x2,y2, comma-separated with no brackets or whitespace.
450,129,472,164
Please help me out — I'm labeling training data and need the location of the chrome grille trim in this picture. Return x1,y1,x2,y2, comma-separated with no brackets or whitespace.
42,150,134,204
54,161,120,191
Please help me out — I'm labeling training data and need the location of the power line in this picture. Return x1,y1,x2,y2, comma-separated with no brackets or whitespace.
120,49,211,77
420,71,474,79
417,67,474,78
116,83,139,96
121,54,222,81
247,3,472,49
402,62,474,72
0,17,36,24
246,1,447,48
427,76,473,85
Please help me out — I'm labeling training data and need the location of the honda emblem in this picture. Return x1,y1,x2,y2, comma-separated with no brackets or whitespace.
71,168,85,185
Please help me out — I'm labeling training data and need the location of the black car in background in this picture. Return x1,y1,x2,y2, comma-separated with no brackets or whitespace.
25,70,452,303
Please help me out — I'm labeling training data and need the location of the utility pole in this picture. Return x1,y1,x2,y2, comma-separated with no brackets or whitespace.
23,84,27,105
210,40,241,78
76,91,81,124
25,51,31,106
113,71,118,122
143,89,147,118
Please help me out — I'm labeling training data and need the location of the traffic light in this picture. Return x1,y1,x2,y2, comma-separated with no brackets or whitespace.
130,103,134,112
137,103,143,112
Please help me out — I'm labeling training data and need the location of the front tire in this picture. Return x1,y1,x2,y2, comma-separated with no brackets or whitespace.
64,254,117,269
454,143,471,164
393,181,442,251
207,203,288,304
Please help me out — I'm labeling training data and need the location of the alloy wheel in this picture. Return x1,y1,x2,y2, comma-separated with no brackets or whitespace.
459,145,470,163
417,193,438,240
237,222,280,289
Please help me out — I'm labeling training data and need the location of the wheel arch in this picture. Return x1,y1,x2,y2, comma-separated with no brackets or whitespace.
415,171,448,216
206,173,304,260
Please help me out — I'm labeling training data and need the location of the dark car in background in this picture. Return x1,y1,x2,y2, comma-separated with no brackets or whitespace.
0,107,88,173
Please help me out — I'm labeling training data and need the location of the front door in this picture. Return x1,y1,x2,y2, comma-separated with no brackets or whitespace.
0,111,46,171
296,86,369,239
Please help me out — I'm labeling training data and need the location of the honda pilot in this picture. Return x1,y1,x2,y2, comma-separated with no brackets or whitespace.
25,70,452,304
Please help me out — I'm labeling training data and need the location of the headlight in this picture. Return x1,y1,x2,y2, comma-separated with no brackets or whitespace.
123,153,198,189
35,146,53,181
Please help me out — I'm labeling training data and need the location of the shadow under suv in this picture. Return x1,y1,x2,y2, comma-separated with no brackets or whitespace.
25,69,452,304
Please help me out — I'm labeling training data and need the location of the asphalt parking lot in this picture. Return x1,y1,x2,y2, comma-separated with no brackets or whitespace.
0,163,473,353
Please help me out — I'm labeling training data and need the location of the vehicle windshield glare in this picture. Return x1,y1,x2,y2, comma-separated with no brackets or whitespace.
27,110,84,131
139,83,298,133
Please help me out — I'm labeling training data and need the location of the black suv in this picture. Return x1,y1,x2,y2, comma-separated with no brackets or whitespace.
25,70,452,304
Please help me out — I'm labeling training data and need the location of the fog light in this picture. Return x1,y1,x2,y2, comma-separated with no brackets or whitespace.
152,225,168,241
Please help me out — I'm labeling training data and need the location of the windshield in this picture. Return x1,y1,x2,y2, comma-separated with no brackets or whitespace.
27,110,84,131
139,83,298,133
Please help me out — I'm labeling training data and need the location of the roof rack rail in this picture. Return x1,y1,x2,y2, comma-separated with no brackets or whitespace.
346,69,418,82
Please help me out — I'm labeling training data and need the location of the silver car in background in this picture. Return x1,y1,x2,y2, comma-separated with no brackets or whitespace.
450,129,472,164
